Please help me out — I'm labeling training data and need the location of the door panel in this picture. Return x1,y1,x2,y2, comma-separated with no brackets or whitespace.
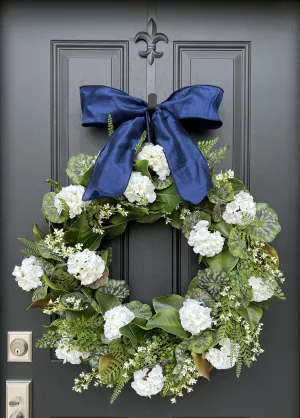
1,1,299,418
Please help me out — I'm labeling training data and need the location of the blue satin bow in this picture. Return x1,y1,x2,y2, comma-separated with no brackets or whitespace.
80,84,223,205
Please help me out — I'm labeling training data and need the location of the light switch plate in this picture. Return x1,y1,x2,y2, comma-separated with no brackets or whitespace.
7,331,32,362
6,380,32,418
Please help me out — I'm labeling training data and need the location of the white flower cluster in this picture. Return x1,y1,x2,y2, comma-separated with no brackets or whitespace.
12,256,44,291
222,191,256,225
131,365,165,397
124,171,156,205
104,306,135,341
187,220,225,257
179,299,212,335
67,249,105,285
215,169,234,182
44,228,82,258
248,276,273,302
205,338,239,370
54,185,88,219
55,339,90,365
137,143,170,180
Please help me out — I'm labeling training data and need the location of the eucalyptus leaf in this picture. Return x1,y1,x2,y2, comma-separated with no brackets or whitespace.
42,192,65,223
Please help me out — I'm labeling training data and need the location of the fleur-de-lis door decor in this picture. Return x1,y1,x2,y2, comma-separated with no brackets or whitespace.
134,18,168,65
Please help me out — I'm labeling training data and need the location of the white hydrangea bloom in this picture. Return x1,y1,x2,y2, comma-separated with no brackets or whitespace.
55,340,90,364
67,249,105,285
248,276,273,302
179,299,212,335
205,338,239,370
12,256,43,291
104,306,135,341
137,143,170,180
187,220,225,257
131,365,165,397
222,191,256,225
124,171,156,204
54,185,87,219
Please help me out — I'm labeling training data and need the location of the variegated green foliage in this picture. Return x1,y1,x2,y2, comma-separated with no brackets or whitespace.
32,283,48,302
247,203,281,242
189,329,216,354
182,211,211,238
100,279,130,301
208,182,234,204
51,268,80,292
42,192,66,223
189,268,229,301
228,228,248,259
152,175,173,190
66,154,95,185
125,300,152,320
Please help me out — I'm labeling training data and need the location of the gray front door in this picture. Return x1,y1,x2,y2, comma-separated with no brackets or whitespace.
1,1,299,417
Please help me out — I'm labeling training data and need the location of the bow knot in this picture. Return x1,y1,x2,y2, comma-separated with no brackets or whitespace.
80,84,223,204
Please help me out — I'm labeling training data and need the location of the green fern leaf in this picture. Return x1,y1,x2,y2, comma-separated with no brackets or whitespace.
108,114,114,137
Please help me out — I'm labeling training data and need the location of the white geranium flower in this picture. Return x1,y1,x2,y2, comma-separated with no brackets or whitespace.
187,220,225,257
54,185,87,219
248,276,273,302
67,249,105,285
12,256,43,291
222,191,256,225
137,143,170,180
124,171,156,205
205,338,239,370
131,365,165,397
104,306,135,341
179,299,212,335
55,340,90,364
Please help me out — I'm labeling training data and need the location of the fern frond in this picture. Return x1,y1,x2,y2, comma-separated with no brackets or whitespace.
110,381,126,404
135,130,147,152
20,248,40,257
198,137,219,155
108,114,114,137
18,238,40,256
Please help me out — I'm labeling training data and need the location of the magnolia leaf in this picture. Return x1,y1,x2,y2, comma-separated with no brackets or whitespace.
33,224,46,243
182,211,211,238
42,192,65,223
125,300,152,320
152,175,173,190
120,321,147,347
66,154,95,185
99,354,115,374
32,283,48,302
105,222,128,240
27,294,52,309
205,245,238,273
207,183,234,205
156,183,184,214
110,208,147,225
263,243,279,267
191,352,212,380
146,309,189,338
209,220,232,238
136,212,164,223
65,215,94,245
95,290,121,314
247,203,281,242
133,160,151,178
190,268,229,301
228,228,248,259
189,330,215,354
236,304,263,331
100,279,130,301
152,295,185,313
82,233,102,251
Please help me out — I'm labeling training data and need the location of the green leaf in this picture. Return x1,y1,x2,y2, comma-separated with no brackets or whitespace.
36,241,64,262
125,300,152,320
228,228,248,259
105,222,128,240
169,210,183,230
89,347,109,368
95,290,121,314
42,192,65,223
189,268,229,301
66,154,95,185
192,352,213,380
247,203,281,242
44,179,62,192
82,233,102,251
80,165,94,187
60,292,87,309
189,330,215,354
209,220,233,238
152,295,185,313
156,183,183,214
185,287,216,310
120,320,147,347
33,224,45,243
182,211,211,238
43,274,65,291
81,288,102,313
146,309,189,338
110,207,148,224
134,130,147,152
36,258,55,275
51,268,80,292
32,283,48,302
100,279,130,301
65,215,94,245
198,137,219,155
133,160,151,178
136,213,164,223
229,178,248,194
152,176,173,190
205,245,238,273
236,304,263,330
27,294,52,309
207,183,234,204
212,203,223,222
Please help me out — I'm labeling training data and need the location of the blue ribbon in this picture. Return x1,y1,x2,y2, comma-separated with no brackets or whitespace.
80,85,223,205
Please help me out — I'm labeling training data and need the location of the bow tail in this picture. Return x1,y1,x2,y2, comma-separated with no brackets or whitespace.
152,109,213,205
83,117,146,201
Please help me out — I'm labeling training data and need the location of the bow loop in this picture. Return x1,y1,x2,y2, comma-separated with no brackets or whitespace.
80,84,223,204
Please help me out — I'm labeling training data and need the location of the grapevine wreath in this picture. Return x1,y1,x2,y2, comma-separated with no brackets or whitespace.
13,85,284,403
